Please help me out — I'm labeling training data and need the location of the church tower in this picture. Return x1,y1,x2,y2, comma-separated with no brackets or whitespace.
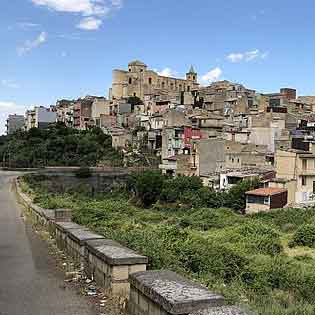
186,65,197,83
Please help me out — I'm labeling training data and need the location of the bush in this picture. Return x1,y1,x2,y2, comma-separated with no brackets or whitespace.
161,176,203,203
126,171,165,207
290,224,315,248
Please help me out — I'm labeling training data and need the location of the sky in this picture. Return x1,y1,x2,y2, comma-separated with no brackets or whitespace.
1,0,315,134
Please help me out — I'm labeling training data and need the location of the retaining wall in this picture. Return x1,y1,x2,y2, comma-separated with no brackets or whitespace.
15,177,251,315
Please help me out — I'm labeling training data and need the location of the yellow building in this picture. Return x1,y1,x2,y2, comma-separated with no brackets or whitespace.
111,61,199,100
275,146,315,205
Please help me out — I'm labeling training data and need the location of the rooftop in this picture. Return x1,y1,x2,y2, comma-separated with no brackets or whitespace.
246,187,287,197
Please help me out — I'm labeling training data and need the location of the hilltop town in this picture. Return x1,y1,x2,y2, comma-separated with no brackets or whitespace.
5,60,315,213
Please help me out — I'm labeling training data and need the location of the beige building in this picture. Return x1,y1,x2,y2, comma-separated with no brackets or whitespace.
111,61,199,100
275,146,315,205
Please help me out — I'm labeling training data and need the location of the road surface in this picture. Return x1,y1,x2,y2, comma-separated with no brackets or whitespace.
0,171,97,315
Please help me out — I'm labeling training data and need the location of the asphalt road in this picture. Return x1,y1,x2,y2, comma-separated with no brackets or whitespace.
0,171,97,315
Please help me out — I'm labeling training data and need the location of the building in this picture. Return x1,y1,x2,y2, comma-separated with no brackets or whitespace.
73,96,95,130
275,144,315,205
25,106,56,131
245,188,288,214
6,114,24,134
111,61,199,100
56,99,74,127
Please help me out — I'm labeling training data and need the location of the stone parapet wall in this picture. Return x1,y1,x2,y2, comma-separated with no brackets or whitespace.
128,270,225,315
86,239,148,297
14,177,251,315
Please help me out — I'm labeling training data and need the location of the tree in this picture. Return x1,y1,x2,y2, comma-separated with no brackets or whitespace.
127,171,165,206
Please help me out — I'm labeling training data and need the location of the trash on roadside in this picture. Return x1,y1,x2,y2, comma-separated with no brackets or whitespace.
86,285,97,296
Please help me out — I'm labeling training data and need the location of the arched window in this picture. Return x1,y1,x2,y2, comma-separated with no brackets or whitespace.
148,78,152,85
187,86,190,92
129,78,132,84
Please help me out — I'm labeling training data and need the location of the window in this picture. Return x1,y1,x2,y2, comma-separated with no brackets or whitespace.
133,93,137,97
148,78,152,85
237,158,240,163
187,86,190,92
179,84,182,91
193,75,196,80
232,158,234,163
162,82,165,89
129,78,132,84
264,197,269,205
129,68,131,72
302,159,307,170
302,176,307,186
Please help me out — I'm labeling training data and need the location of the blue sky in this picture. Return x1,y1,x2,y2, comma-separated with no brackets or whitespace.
1,0,315,134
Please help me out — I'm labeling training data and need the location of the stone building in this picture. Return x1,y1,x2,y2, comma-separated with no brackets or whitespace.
111,61,199,100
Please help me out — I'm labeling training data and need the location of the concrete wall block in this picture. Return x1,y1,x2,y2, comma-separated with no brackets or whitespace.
138,292,150,313
130,286,139,305
129,264,147,274
148,300,165,315
111,282,130,297
112,265,129,281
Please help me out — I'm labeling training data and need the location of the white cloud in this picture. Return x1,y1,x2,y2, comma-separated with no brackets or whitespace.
77,17,102,30
226,49,268,63
17,31,47,56
157,68,176,77
31,0,123,31
31,0,108,16
201,67,222,85
1,80,20,89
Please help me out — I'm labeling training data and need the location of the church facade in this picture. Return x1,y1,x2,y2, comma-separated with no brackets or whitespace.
111,60,199,100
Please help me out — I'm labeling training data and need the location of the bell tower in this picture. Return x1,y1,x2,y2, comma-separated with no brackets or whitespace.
186,65,197,83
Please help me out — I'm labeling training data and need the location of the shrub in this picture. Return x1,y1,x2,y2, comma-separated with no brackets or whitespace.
126,171,165,207
290,224,315,248
161,176,203,203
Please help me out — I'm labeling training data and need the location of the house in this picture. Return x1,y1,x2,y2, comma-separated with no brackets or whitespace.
275,145,315,205
73,97,95,130
245,188,288,214
111,130,132,149
220,168,275,190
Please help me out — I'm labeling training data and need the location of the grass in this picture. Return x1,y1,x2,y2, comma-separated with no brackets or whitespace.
21,175,315,315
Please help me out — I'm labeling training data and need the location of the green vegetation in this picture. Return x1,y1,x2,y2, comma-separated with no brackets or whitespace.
289,224,315,248
0,123,123,168
21,172,315,314
127,171,259,212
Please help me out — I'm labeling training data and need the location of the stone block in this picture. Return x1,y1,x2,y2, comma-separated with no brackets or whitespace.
55,208,72,222
111,282,130,296
85,239,148,266
189,306,251,315
129,264,147,274
112,265,129,281
129,270,224,315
